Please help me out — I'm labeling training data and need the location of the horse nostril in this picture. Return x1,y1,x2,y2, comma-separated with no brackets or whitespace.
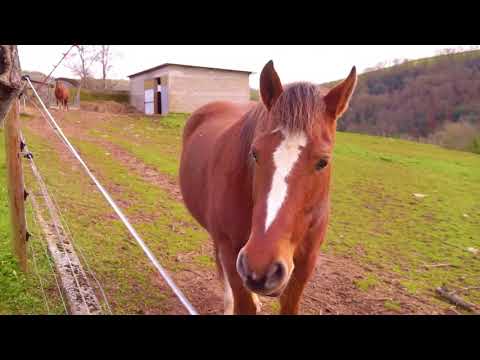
265,261,287,290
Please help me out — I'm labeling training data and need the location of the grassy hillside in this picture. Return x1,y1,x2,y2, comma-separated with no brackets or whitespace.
117,116,480,307
100,115,479,308
2,108,479,313
28,112,480,311
326,50,480,144
327,132,479,304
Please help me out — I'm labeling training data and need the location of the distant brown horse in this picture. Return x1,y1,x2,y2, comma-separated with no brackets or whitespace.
54,80,69,111
179,60,357,315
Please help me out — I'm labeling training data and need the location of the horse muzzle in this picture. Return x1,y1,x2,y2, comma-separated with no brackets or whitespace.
236,249,292,297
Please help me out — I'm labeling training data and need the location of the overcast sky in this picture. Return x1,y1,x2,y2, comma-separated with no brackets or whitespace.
17,45,477,88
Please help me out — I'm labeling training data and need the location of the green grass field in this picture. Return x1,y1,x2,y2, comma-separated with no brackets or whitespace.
84,113,480,306
1,109,479,314
327,132,480,302
88,113,480,306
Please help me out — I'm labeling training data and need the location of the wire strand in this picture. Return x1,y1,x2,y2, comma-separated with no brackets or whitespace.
21,130,92,314
29,236,51,314
29,99,113,315
29,194,69,314
48,185,113,315
25,78,198,315
27,97,113,314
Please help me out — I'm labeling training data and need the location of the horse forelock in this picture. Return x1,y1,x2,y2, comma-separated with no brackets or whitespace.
270,82,325,137
241,82,326,150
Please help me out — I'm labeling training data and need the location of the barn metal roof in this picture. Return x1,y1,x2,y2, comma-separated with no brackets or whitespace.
128,63,254,78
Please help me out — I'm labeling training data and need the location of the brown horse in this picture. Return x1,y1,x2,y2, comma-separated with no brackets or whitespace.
179,60,357,315
54,80,69,111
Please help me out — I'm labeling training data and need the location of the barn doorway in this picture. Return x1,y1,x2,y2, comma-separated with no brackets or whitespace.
144,78,158,115
156,77,162,114
144,87,154,115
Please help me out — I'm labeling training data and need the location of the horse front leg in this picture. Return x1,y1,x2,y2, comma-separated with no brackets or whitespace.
279,218,328,315
279,251,318,315
218,245,259,315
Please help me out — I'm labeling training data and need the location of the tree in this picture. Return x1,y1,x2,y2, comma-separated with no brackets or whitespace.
374,61,388,70
436,48,456,56
338,50,480,140
99,45,114,89
392,58,402,66
64,45,101,105
65,45,100,88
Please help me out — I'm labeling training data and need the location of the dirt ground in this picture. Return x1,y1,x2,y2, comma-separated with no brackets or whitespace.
22,107,454,315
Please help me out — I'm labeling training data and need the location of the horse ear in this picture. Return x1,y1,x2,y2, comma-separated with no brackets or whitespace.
260,60,283,111
324,66,357,119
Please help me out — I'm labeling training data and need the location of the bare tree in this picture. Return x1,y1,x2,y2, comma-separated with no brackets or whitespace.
436,48,457,56
99,45,114,89
392,58,404,66
65,45,99,88
64,45,101,106
373,61,388,70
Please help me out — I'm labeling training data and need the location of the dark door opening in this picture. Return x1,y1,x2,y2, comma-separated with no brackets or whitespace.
157,92,162,114
156,77,162,114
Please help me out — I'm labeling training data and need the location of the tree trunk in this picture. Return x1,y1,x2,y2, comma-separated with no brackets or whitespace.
76,82,82,107
0,45,22,127
103,68,107,90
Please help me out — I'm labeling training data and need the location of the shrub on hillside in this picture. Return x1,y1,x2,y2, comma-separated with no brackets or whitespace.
428,121,480,153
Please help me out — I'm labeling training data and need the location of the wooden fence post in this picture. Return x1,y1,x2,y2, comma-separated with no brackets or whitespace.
0,45,22,126
4,100,28,271
1,45,27,272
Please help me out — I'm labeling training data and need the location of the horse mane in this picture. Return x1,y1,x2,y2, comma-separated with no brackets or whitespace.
238,104,263,165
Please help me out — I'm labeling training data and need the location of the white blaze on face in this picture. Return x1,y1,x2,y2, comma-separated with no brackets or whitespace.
265,130,307,232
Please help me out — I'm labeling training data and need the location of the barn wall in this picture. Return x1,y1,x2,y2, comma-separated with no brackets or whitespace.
167,65,250,113
129,65,250,114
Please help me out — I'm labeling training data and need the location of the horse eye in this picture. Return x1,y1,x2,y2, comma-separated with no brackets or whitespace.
251,149,258,162
315,159,328,170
